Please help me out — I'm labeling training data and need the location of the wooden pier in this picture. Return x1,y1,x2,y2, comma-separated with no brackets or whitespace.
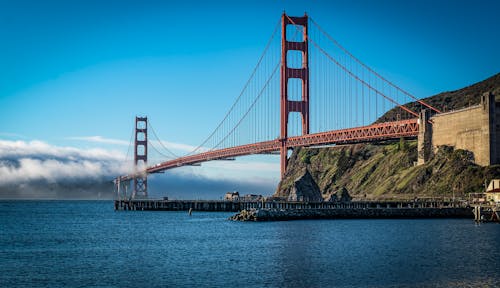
115,199,243,212
114,199,470,213
472,204,500,223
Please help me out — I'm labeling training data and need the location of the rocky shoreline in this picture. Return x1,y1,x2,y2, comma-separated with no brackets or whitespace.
229,207,473,221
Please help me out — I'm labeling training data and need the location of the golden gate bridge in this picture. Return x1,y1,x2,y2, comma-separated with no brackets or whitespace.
114,13,441,199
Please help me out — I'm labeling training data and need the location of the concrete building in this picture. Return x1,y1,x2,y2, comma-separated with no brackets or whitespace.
486,179,500,203
418,92,499,166
224,191,240,201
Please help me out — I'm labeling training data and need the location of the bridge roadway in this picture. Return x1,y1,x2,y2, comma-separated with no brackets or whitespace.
119,118,418,181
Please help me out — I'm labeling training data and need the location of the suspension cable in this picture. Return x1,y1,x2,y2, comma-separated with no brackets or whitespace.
212,62,280,150
187,18,281,155
125,124,134,163
148,121,178,158
286,15,419,118
209,15,304,148
148,138,174,160
309,17,441,114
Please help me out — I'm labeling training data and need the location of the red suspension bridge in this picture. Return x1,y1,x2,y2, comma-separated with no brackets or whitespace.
115,13,441,199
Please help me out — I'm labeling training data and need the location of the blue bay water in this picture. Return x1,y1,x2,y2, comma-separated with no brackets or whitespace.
1,200,499,288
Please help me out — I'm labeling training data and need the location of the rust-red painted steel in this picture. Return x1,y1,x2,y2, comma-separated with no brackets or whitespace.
133,117,148,197
280,13,310,178
118,119,419,181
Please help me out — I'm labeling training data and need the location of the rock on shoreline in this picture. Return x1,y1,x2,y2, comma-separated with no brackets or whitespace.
229,208,472,221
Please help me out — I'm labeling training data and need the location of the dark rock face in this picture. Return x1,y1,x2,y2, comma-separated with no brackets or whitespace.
280,168,323,202
229,209,258,221
326,187,352,202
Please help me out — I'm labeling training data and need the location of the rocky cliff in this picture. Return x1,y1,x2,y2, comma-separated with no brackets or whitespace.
274,168,323,202
276,142,500,200
275,73,500,201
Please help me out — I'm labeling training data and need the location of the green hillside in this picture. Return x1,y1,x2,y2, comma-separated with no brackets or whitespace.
275,73,500,200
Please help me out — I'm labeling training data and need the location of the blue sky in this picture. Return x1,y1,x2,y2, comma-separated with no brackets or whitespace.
1,0,499,199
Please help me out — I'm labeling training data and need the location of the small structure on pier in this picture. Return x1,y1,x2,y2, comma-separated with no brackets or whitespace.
469,193,487,204
224,191,240,201
486,179,500,204
471,179,500,223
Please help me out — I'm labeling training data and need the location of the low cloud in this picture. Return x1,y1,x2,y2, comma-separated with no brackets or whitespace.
0,139,279,200
0,158,126,184
0,140,130,199
0,180,114,200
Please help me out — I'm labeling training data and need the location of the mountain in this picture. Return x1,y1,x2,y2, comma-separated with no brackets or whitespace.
275,72,500,200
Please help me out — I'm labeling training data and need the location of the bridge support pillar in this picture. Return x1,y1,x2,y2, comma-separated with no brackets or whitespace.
280,13,309,178
133,116,148,198
417,110,432,165
114,177,129,200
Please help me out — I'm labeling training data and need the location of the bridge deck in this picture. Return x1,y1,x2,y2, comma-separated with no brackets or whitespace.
119,119,418,181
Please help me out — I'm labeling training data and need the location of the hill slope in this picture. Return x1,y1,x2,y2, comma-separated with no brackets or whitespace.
275,73,500,200
275,142,500,200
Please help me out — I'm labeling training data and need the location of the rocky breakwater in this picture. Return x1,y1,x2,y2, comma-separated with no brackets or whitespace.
229,208,298,221
229,207,473,221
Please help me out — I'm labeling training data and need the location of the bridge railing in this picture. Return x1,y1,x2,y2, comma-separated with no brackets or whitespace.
118,119,420,182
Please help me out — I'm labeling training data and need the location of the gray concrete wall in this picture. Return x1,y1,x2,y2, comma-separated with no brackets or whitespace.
424,92,499,166
494,101,500,164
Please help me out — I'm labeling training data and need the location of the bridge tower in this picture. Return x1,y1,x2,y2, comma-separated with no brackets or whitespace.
133,116,148,198
280,13,309,178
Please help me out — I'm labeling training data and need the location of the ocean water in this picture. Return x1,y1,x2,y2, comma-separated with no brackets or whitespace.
0,201,499,288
